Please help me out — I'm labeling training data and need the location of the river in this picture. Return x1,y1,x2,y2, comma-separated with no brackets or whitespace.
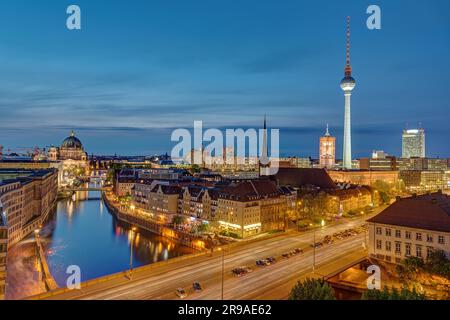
6,188,194,299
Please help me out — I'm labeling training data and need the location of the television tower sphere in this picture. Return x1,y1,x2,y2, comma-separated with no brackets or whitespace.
340,75,356,91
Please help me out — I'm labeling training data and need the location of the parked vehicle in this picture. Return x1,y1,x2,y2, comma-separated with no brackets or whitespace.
176,288,187,298
256,260,265,267
192,282,203,292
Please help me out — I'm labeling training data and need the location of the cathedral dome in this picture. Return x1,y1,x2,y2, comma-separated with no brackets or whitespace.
61,131,83,149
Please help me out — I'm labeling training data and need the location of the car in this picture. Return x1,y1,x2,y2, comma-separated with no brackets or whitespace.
282,253,290,259
242,266,253,273
256,260,265,267
232,268,247,277
267,257,276,263
294,248,303,254
176,288,187,298
192,282,203,292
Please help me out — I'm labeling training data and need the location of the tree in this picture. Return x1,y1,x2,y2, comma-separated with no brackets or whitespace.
172,215,184,226
298,192,337,222
396,256,424,281
190,164,201,174
197,223,210,233
362,286,426,300
424,249,450,279
288,278,335,300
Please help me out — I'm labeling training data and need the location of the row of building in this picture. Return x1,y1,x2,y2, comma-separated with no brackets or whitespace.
0,169,58,299
115,167,379,238
115,168,297,238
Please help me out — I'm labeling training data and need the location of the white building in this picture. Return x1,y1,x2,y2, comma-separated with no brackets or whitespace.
368,192,450,264
402,128,426,158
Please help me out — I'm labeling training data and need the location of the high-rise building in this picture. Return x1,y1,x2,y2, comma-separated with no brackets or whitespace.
402,128,425,158
340,17,356,170
319,124,336,168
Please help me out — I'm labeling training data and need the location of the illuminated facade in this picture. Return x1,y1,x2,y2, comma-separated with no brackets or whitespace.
0,170,58,247
402,128,425,158
216,180,289,238
319,125,336,168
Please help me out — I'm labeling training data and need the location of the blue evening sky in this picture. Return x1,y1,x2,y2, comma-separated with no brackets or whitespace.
0,0,449,157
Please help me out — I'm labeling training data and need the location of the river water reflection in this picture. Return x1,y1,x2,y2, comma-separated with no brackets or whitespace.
40,189,194,287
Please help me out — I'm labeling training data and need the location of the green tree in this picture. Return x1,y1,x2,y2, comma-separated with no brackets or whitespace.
396,256,424,281
288,278,336,300
190,164,201,174
298,192,337,221
172,215,184,226
197,223,210,233
362,286,426,300
424,250,450,279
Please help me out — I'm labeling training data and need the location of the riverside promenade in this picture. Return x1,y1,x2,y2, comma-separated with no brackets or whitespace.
102,192,206,251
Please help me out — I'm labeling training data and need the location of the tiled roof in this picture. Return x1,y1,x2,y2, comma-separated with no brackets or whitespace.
153,185,181,195
367,192,450,233
271,168,337,189
219,180,282,201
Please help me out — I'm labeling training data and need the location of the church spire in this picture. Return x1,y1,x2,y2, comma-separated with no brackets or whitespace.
325,124,330,136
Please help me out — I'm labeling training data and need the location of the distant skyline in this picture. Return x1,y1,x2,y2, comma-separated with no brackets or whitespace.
0,0,449,157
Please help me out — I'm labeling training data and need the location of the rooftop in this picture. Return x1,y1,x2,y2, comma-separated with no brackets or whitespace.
367,192,450,233
271,168,337,190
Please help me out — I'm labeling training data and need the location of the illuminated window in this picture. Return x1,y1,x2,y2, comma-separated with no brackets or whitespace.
376,240,382,250
405,243,411,256
386,241,391,252
385,228,391,237
416,245,422,258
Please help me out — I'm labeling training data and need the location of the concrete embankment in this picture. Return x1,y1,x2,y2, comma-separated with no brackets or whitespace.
35,236,58,291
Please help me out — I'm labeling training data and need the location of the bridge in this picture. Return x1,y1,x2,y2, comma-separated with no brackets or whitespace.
63,187,107,192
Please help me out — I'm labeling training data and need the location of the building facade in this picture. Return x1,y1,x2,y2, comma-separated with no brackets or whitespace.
368,192,450,264
328,170,399,187
319,125,336,169
0,169,58,247
399,170,447,192
402,129,426,158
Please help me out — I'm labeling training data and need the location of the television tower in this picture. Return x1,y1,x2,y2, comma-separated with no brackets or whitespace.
340,16,356,170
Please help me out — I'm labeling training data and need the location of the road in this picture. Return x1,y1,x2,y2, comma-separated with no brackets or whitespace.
37,214,370,300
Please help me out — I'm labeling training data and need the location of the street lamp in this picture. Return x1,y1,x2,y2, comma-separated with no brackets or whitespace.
218,247,225,300
296,201,302,231
309,223,316,272
129,226,137,280
34,228,41,272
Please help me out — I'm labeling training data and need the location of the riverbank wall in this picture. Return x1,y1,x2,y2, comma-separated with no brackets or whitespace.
102,193,206,251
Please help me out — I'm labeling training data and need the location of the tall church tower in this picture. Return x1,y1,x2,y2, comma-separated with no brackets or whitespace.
259,115,271,176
